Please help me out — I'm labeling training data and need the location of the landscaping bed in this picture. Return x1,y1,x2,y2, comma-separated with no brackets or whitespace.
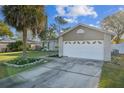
3,58,48,68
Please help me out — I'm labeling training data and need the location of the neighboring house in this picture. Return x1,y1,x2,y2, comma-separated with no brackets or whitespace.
41,39,58,51
17,30,42,50
58,24,113,61
17,30,58,51
48,39,58,51
28,39,58,51
112,43,124,54
0,39,43,52
0,40,16,52
17,29,41,42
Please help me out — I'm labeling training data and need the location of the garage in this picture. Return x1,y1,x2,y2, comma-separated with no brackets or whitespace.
58,24,113,61
63,40,104,60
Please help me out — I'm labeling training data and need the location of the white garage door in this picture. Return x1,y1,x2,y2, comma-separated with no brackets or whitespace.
63,41,104,60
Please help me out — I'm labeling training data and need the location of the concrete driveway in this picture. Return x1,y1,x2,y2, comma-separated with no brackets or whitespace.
0,57,104,88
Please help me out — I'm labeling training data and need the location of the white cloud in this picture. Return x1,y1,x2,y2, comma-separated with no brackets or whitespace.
89,24,99,28
56,5,68,16
119,7,124,11
56,5,98,18
118,6,124,11
64,17,77,23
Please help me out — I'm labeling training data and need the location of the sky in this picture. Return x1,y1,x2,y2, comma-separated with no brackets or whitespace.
0,5,124,36
46,5,124,28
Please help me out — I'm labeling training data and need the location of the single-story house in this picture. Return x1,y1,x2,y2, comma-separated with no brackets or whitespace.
29,40,58,51
0,40,41,52
0,40,16,52
58,24,114,61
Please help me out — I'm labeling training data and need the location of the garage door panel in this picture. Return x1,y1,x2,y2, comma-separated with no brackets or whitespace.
63,41,104,60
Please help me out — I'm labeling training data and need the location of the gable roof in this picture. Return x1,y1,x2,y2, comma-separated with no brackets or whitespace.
59,23,115,37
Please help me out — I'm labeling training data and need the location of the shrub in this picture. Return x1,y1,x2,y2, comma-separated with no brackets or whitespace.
7,58,41,65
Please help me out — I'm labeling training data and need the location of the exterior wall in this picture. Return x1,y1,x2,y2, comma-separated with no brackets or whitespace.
59,37,63,57
18,30,41,41
63,26,104,41
40,40,58,51
30,44,37,50
49,40,58,51
0,44,8,52
104,33,111,61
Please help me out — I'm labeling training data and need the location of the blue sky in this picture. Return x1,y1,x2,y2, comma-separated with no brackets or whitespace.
0,5,124,35
46,5,124,28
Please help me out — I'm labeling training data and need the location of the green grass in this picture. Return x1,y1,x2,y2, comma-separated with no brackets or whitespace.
0,51,55,79
0,60,51,79
99,55,124,88
0,64,31,79
0,51,51,62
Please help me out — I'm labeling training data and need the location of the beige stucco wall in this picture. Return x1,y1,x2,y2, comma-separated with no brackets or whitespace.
63,26,104,41
104,33,111,61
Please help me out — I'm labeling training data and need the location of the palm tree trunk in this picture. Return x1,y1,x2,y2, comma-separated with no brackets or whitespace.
22,29,27,59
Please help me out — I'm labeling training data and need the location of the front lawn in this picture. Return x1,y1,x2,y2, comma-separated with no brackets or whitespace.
0,51,55,79
99,55,124,88
0,51,53,62
0,60,51,79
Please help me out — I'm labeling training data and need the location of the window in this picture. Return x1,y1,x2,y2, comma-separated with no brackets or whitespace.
77,41,80,44
65,42,68,44
82,41,85,44
73,41,76,44
69,42,71,44
98,41,102,44
87,41,90,44
93,41,96,44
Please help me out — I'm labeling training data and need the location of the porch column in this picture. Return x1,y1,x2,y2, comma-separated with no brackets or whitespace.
59,36,63,57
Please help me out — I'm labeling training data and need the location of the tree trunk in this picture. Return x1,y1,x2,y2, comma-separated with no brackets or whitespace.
115,36,120,44
22,29,27,59
59,25,61,34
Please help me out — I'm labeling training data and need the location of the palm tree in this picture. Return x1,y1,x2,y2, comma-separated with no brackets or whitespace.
2,5,45,58
55,16,68,34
